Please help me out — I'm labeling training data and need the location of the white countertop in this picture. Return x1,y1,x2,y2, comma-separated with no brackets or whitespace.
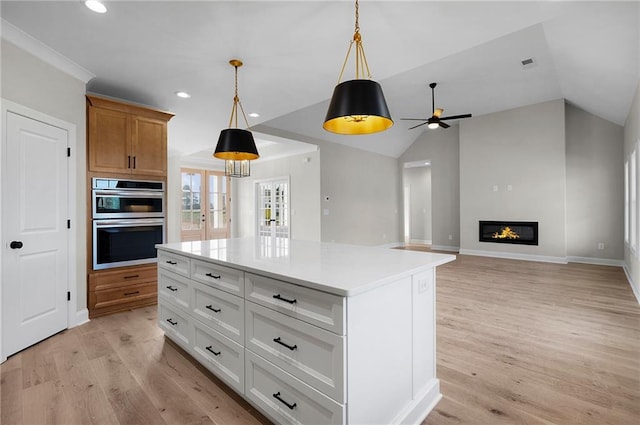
157,238,456,296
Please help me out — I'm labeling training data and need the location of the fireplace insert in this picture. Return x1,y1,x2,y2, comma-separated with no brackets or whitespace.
479,221,538,245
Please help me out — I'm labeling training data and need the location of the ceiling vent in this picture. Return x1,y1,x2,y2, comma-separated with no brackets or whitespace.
521,57,536,69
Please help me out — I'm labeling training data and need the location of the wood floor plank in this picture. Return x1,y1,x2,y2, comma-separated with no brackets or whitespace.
1,365,23,425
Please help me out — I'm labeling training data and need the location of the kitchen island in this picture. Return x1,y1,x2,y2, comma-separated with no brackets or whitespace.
156,238,455,425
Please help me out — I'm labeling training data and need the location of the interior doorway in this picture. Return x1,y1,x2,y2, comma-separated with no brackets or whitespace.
402,161,432,248
255,177,290,241
180,168,231,241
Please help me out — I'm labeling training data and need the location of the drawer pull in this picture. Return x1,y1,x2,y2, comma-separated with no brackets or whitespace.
205,305,221,313
165,260,177,265
205,346,221,356
166,285,178,292
166,318,178,326
273,337,297,351
123,274,139,279
273,392,296,410
205,273,221,279
272,294,297,304
124,291,140,296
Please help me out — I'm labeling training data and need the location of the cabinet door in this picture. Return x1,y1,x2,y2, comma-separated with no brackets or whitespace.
88,107,131,173
132,116,167,176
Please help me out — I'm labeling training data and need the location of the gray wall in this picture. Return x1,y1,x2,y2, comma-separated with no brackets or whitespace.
1,40,88,314
403,166,432,244
459,99,567,259
235,150,321,242
624,82,640,299
566,103,624,260
399,125,460,250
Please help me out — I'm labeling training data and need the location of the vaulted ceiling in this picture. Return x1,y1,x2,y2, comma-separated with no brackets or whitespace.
2,1,638,160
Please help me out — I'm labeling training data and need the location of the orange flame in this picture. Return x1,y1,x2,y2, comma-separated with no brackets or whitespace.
492,226,520,239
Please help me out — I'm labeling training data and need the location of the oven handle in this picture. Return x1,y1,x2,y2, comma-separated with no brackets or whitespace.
93,190,164,198
94,218,165,227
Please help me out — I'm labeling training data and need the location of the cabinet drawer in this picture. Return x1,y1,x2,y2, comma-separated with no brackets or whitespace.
158,301,192,350
89,264,157,292
158,251,190,277
245,350,344,425
92,282,157,309
246,302,345,403
245,273,345,334
192,320,244,394
191,259,244,297
192,280,244,344
158,269,190,312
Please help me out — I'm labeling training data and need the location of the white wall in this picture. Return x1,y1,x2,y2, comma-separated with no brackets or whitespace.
235,151,321,241
1,39,88,315
399,126,460,250
459,99,567,260
565,103,624,262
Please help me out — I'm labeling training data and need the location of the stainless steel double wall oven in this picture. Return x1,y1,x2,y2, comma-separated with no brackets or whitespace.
91,177,165,270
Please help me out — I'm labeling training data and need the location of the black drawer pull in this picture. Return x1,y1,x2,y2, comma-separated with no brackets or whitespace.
123,274,139,279
273,337,297,351
273,392,296,410
166,285,178,292
124,291,140,296
205,273,221,279
205,346,221,356
166,318,177,326
272,294,296,304
205,305,221,313
165,260,177,265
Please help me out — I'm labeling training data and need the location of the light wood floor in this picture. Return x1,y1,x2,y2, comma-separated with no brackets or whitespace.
2,255,639,425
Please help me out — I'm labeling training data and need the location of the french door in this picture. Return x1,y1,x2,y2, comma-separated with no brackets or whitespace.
256,178,290,241
181,169,230,241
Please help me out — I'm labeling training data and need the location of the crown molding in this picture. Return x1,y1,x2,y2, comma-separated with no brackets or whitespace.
1,19,95,83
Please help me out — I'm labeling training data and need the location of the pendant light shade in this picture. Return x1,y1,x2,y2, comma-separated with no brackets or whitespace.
213,59,259,177
323,0,393,135
323,79,393,135
214,128,259,160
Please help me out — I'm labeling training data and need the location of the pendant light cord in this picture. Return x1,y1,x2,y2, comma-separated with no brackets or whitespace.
228,62,252,130
336,0,373,84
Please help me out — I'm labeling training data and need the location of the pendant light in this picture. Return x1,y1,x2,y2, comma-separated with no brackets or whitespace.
214,59,259,177
323,0,393,135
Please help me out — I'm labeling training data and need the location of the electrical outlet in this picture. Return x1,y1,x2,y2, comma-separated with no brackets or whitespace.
598,242,605,250
418,279,429,293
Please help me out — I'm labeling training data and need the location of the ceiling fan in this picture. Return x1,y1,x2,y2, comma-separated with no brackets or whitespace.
402,82,472,130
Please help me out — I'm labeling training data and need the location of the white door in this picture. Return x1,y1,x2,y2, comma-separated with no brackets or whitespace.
256,178,290,241
2,111,69,358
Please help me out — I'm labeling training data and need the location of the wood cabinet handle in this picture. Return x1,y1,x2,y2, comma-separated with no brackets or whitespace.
133,156,136,169
123,274,139,279
128,155,131,168
124,291,140,296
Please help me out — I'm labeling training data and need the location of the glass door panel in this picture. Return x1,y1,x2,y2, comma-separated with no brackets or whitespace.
207,172,230,239
181,169,204,241
181,169,231,241
256,178,289,241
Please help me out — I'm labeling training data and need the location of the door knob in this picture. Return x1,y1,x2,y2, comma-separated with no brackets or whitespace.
10,241,23,249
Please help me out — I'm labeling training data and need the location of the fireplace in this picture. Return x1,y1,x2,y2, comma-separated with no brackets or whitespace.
479,221,538,245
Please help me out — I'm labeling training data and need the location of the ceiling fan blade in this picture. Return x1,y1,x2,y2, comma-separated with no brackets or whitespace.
400,118,428,121
434,108,444,118
440,114,472,121
439,121,451,129
409,121,429,130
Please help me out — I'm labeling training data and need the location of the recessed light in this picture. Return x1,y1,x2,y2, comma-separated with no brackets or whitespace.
85,0,107,14
175,91,191,99
248,112,260,118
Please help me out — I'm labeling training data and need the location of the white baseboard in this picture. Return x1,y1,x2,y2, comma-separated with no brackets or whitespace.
566,256,625,267
72,308,90,328
459,249,568,264
622,264,640,305
409,239,432,245
431,245,460,252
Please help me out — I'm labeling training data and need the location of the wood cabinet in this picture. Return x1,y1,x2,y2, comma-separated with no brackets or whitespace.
86,94,173,177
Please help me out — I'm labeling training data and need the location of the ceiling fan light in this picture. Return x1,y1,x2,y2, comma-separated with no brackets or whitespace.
214,128,259,161
427,122,439,129
323,80,393,135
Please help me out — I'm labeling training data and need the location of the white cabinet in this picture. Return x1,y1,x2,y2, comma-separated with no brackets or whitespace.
156,240,450,425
